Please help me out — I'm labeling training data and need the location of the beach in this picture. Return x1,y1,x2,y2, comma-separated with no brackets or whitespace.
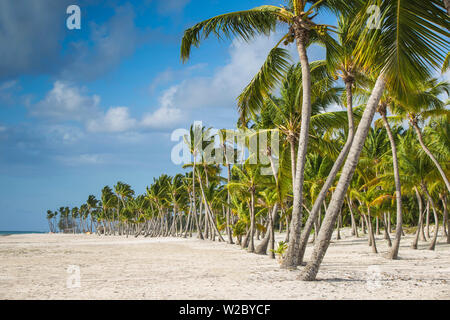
0,230,449,300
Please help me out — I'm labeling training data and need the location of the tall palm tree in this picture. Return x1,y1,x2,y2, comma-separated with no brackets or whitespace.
183,124,206,240
296,12,366,265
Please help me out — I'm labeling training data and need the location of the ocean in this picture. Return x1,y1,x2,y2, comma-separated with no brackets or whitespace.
0,231,46,236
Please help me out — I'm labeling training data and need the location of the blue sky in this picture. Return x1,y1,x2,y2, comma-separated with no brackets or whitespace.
0,0,337,231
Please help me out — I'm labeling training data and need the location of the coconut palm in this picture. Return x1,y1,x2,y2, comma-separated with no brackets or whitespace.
392,78,450,192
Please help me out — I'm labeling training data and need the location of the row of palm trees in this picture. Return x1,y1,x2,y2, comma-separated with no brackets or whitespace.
46,0,449,281
46,119,449,246
45,110,449,269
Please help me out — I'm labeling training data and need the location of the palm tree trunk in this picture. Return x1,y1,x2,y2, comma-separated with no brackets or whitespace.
440,194,448,238
289,139,296,195
299,73,386,281
269,209,276,259
375,217,380,235
363,214,372,246
247,191,256,252
426,200,430,239
255,203,278,254
367,209,378,254
296,80,355,265
442,195,450,244
347,196,358,237
384,213,392,247
422,184,439,250
226,163,234,244
197,169,225,242
192,159,203,240
281,24,312,269
336,210,342,240
411,120,450,192
381,111,403,259
412,187,424,249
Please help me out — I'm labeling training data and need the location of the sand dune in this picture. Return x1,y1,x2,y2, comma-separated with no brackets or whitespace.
0,229,449,299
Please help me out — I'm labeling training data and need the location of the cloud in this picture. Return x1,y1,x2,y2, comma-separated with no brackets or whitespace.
0,0,71,80
141,106,183,129
156,35,298,112
30,81,101,121
0,2,147,82
30,80,182,133
87,107,137,133
141,86,183,129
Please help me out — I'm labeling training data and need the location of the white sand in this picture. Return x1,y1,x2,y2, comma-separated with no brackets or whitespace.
0,229,449,299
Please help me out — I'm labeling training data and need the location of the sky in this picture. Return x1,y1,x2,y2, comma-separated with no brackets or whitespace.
0,0,338,231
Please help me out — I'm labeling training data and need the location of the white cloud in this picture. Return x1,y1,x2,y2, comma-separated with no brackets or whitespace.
87,107,137,133
31,81,100,121
141,86,183,129
141,106,182,129
156,34,297,112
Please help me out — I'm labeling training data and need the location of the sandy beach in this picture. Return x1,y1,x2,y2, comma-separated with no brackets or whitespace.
0,229,449,300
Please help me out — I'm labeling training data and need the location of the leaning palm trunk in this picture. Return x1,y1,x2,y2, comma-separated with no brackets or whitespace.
281,21,312,268
197,170,225,242
255,203,278,255
299,73,386,281
441,194,448,238
296,80,355,265
411,120,450,193
381,110,403,259
441,195,450,244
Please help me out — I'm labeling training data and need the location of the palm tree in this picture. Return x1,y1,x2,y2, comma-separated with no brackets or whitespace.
300,0,448,281
394,78,450,192
183,124,206,240
86,195,99,233
46,210,55,233
227,161,269,252
114,182,134,235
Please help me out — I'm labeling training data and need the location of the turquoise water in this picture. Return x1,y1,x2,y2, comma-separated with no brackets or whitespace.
0,231,46,236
